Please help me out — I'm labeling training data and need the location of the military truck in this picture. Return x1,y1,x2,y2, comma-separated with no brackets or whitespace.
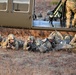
0,0,75,32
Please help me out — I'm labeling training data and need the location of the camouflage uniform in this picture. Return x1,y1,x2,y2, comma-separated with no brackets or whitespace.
1,34,19,50
48,31,63,44
55,35,72,50
0,35,6,48
37,38,52,53
48,32,73,50
23,36,53,52
37,32,63,52
70,34,76,47
35,38,43,46
23,36,36,51
66,0,76,28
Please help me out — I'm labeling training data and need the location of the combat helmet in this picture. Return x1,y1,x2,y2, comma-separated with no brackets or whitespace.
64,35,70,40
7,34,15,40
27,36,35,42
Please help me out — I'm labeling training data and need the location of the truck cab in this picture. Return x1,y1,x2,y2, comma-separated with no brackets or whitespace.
0,0,33,28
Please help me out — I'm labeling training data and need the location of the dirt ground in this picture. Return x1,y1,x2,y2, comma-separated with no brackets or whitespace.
0,0,76,74
0,28,76,75
0,49,76,75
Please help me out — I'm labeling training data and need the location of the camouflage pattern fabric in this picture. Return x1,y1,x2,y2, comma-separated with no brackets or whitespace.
23,36,36,51
55,35,72,50
1,34,19,50
66,0,76,28
48,31,63,44
18,40,24,48
36,38,43,46
37,38,52,53
55,43,72,50
70,34,76,47
1,38,8,49
6,40,19,50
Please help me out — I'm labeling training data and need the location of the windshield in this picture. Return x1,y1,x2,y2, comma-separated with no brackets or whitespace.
0,0,7,3
13,0,30,4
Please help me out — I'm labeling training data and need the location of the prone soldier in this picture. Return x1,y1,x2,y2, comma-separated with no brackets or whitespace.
55,35,72,50
1,34,19,50
23,36,37,51
48,31,63,44
36,31,62,53
47,31,72,50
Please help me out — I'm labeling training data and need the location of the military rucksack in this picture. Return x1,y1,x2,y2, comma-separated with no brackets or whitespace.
37,38,56,53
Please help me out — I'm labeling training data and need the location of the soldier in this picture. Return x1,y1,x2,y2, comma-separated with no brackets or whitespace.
70,34,76,47
47,31,72,50
65,0,76,28
37,32,62,53
1,34,19,50
23,36,37,52
55,35,72,50
48,31,63,44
